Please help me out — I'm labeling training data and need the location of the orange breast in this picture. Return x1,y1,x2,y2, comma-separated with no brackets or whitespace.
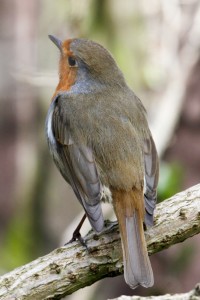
52,39,77,100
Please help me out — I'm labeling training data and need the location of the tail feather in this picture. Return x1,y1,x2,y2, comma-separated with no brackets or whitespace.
112,188,154,289
125,213,153,288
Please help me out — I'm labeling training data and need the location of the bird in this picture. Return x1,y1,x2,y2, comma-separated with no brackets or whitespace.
46,35,159,289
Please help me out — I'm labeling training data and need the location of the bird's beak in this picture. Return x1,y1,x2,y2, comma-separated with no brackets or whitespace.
48,35,62,51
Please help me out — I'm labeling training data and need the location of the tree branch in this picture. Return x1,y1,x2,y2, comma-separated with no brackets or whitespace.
109,283,200,300
0,184,200,300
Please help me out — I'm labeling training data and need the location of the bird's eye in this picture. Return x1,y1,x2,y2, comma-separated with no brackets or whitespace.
68,56,77,67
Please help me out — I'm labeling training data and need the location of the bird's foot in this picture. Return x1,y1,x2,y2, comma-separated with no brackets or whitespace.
65,230,87,249
64,214,88,250
103,220,118,232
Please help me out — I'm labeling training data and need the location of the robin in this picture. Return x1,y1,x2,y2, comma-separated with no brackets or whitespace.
46,35,159,289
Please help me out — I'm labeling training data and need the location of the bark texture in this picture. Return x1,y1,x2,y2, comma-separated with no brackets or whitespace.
0,184,200,300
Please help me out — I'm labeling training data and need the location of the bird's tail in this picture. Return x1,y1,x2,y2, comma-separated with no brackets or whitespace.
112,188,154,289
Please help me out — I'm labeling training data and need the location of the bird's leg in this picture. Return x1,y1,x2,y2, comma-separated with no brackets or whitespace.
65,214,87,248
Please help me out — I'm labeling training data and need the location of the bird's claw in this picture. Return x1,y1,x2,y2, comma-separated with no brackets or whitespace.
65,231,88,249
64,214,88,249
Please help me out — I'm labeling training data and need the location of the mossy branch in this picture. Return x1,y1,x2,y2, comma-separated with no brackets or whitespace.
0,184,200,300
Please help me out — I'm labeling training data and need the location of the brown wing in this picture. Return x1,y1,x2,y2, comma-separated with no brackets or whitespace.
144,135,159,227
52,102,104,232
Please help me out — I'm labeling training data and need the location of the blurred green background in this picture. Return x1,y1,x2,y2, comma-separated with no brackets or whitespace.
0,0,200,299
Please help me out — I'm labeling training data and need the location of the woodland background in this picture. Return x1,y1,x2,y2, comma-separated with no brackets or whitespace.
0,0,200,299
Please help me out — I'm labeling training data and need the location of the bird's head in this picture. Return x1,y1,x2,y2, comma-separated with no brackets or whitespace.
49,35,125,96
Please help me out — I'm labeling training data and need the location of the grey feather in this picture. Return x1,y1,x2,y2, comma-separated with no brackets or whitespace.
46,97,104,232
144,136,159,227
124,212,154,288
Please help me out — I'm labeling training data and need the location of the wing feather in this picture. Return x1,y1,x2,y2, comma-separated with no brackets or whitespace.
51,100,104,232
144,135,159,227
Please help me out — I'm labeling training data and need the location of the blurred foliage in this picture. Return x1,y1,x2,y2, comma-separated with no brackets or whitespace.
0,213,34,272
0,140,53,272
168,243,195,276
158,162,184,202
